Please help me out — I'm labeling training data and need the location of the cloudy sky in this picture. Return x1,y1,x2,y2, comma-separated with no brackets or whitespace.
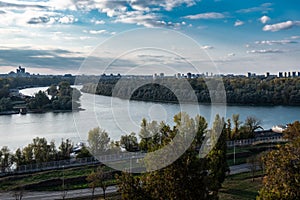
0,0,299,75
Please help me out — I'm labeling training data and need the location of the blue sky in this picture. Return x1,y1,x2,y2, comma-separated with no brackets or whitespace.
0,0,299,75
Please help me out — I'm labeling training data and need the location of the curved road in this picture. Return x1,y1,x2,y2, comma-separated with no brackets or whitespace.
0,163,256,200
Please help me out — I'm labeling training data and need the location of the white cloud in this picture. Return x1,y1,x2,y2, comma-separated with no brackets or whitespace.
228,53,235,57
255,40,297,45
184,12,225,20
58,15,77,24
263,20,300,32
237,3,273,13
234,20,244,27
201,45,213,50
47,0,77,11
260,15,270,24
247,49,282,54
291,35,300,39
89,30,108,34
91,19,105,25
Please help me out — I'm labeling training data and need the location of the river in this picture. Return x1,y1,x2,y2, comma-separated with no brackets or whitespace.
0,86,299,150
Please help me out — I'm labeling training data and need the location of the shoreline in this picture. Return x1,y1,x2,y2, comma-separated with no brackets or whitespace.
0,108,85,116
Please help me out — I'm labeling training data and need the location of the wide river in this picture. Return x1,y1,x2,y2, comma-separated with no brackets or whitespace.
0,86,299,150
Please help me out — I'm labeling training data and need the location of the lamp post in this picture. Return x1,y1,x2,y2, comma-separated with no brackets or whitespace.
234,141,236,165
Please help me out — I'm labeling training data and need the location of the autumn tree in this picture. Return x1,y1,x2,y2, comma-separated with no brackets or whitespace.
117,113,227,200
258,121,300,199
86,166,111,200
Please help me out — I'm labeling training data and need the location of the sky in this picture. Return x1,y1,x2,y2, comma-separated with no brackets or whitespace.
0,0,299,75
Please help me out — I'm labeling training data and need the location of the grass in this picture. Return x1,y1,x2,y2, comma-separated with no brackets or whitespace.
0,165,111,191
219,171,263,200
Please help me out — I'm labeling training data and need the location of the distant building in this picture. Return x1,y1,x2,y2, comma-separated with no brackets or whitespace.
298,72,300,77
247,72,256,78
16,66,25,74
265,72,270,77
176,73,181,78
292,71,297,77
278,72,283,78
187,72,192,79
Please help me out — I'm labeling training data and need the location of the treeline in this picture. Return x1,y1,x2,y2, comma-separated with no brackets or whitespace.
0,112,229,199
258,121,300,199
0,81,81,112
118,113,228,199
81,76,300,105
28,81,81,111
0,76,75,99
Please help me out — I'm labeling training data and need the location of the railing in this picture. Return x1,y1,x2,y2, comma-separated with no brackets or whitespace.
226,136,287,147
0,152,145,177
0,137,287,177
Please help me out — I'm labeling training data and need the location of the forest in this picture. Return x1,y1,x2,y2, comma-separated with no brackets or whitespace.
81,76,300,106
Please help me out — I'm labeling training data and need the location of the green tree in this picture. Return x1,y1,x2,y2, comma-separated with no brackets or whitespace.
0,97,12,112
28,91,50,111
257,121,300,199
0,146,14,173
86,166,110,199
88,127,110,156
207,115,229,194
226,118,232,140
58,139,72,160
118,113,220,200
120,133,139,152
116,172,147,200
232,114,241,139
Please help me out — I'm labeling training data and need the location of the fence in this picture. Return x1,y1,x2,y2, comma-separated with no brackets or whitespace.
1,137,287,177
0,152,145,177
226,136,287,147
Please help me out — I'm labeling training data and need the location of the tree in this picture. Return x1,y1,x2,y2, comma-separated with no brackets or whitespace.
226,118,232,140
0,97,12,112
86,166,111,200
58,139,73,160
207,115,229,193
47,84,58,99
120,133,139,152
117,113,221,200
0,146,14,173
116,172,147,200
283,120,300,140
244,116,263,133
232,114,241,139
88,127,110,156
246,155,258,182
257,121,300,199
28,91,50,111
14,148,24,170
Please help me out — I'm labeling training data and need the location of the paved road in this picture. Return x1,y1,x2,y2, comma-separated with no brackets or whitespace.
0,163,257,199
229,163,254,175
0,186,117,200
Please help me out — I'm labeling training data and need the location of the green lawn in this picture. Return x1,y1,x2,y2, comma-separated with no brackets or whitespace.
219,171,263,200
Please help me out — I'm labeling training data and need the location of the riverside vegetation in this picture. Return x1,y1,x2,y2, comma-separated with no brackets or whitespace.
1,112,299,199
81,76,300,106
0,80,81,113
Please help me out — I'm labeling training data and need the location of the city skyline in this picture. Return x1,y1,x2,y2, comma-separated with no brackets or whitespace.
0,0,299,75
